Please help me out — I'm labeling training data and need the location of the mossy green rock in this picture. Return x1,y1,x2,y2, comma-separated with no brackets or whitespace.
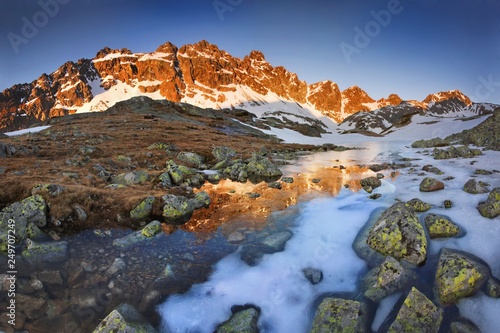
177,151,206,169
31,183,64,196
22,239,69,265
411,137,450,148
362,256,415,302
130,196,155,221
433,145,482,160
463,179,490,194
92,303,157,333
216,307,260,333
406,198,432,212
112,170,150,185
388,287,443,333
419,177,444,192
113,221,162,247
435,249,489,304
477,187,500,218
141,220,162,238
193,191,211,209
311,298,368,333
366,202,427,266
424,214,460,239
162,194,196,224
486,278,500,298
212,146,236,162
246,155,283,178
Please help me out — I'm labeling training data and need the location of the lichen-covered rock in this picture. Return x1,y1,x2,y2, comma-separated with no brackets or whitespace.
216,307,260,333
281,176,294,184
360,176,382,192
246,154,282,179
477,187,500,218
31,183,64,196
424,214,460,239
177,151,206,169
112,170,150,185
212,146,236,162
463,179,490,194
411,137,450,148
130,196,155,221
419,177,444,192
362,256,415,302
388,287,443,333
435,249,489,304
303,268,323,285
113,221,162,248
92,303,157,333
366,202,427,266
162,194,196,224
486,277,500,298
165,160,201,186
406,198,432,212
193,191,211,209
433,145,482,160
158,172,172,187
449,320,481,333
311,298,368,333
22,239,69,265
444,200,453,209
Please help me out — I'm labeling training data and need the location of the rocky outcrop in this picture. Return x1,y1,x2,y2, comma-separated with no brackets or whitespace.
433,146,482,160
365,203,427,266
216,307,260,333
435,249,489,304
388,287,443,333
477,187,500,219
311,298,368,333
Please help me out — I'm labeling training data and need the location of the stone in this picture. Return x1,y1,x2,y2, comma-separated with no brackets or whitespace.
311,298,368,333
362,256,415,302
158,172,172,187
388,287,443,333
112,170,150,185
477,187,500,218
113,221,162,248
74,205,88,222
22,239,69,265
31,183,64,196
422,165,443,175
435,249,489,304
162,194,196,224
411,137,450,148
227,231,245,243
444,200,453,209
405,198,432,212
463,179,490,194
303,268,323,285
281,177,294,183
259,231,293,253
216,307,260,333
366,202,427,266
424,214,460,239
92,303,157,333
212,146,236,162
34,270,63,285
106,258,126,277
130,196,155,221
268,181,282,190
193,191,211,209
369,193,382,200
246,154,283,179
360,176,382,190
419,177,444,192
449,320,481,333
486,278,500,298
177,151,206,169
433,145,482,160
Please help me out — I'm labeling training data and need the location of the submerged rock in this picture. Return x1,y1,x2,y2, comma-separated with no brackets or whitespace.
388,287,443,333
449,320,481,333
113,221,162,248
477,187,500,219
362,256,415,302
216,307,260,333
419,177,444,192
365,203,427,266
411,137,450,148
424,214,461,239
22,239,69,265
405,198,432,212
435,249,489,304
463,179,490,194
311,298,368,333
92,303,157,333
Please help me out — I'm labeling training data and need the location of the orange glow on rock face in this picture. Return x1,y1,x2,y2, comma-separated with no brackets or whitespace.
182,165,377,235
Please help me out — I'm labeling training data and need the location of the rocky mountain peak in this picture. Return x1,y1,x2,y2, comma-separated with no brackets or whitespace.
247,50,266,62
423,90,471,105
155,41,178,54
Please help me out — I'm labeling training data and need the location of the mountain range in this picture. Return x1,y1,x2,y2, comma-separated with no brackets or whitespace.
1,40,497,135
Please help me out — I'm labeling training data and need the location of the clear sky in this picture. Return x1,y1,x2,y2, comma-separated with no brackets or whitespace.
1,0,499,104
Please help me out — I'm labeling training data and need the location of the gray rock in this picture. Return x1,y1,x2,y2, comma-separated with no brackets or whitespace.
303,268,323,285
268,181,282,190
486,278,500,298
281,177,294,184
477,187,500,219
360,176,382,190
246,154,283,179
388,287,443,333
112,170,149,185
435,248,490,304
92,303,157,333
259,231,293,253
444,200,453,209
450,320,481,333
212,146,236,162
177,151,206,169
362,256,415,302
193,191,211,209
74,205,88,222
411,137,450,148
420,177,444,192
216,307,260,333
405,198,432,212
130,196,155,221
113,221,162,248
463,179,490,194
424,213,460,239
22,239,69,265
106,258,126,277
158,172,173,187
311,298,368,333
34,270,63,285
433,145,482,160
31,183,64,196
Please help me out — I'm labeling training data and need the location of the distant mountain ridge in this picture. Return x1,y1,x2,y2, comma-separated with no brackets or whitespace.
0,40,497,133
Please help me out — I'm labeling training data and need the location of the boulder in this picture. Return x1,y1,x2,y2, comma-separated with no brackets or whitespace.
435,249,489,304
433,145,482,160
419,177,444,192
31,183,64,196
486,278,500,298
360,176,382,192
303,268,323,285
158,172,172,187
311,298,368,333
216,307,260,333
212,146,236,162
463,179,490,194
162,194,208,224
424,214,460,239
246,154,283,179
405,198,432,212
388,287,443,333
92,303,157,333
130,196,155,221
177,151,206,169
366,203,427,266
362,256,415,302
22,239,69,265
477,187,500,218
112,170,149,185
193,191,211,209
241,230,293,266
106,258,126,277
113,221,162,248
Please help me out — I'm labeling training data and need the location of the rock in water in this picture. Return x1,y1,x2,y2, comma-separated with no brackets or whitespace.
477,187,500,219
360,176,382,192
419,177,444,192
366,203,427,266
435,248,489,304
216,307,260,333
405,198,432,212
424,214,460,239
130,196,155,221
388,287,443,333
463,179,490,194
311,298,368,333
92,303,157,333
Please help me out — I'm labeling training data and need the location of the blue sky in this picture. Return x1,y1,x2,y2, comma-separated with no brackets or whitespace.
1,0,499,104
